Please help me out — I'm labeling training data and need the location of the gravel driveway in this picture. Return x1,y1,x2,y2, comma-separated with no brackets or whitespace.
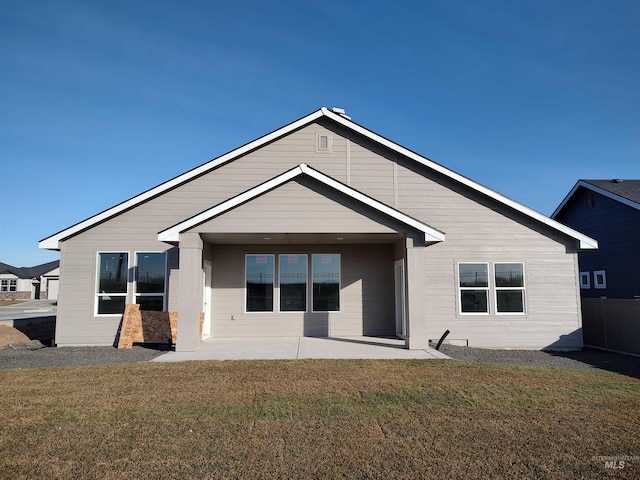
0,342,638,377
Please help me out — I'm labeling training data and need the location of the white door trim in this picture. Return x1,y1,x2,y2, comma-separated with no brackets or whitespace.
202,260,212,340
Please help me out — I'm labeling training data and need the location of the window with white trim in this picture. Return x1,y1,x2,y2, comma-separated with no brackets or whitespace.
312,254,340,312
458,263,489,314
245,253,341,313
96,252,129,315
579,272,590,289
135,252,167,311
494,263,525,314
279,254,307,312
594,270,606,289
246,254,275,312
1,279,17,292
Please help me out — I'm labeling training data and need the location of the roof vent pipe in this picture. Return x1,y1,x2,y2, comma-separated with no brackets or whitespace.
331,107,351,120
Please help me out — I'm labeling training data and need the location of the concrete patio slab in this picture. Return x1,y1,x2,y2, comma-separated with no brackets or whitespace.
151,336,450,362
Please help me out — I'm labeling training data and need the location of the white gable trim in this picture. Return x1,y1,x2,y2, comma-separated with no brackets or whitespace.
158,164,445,244
39,110,326,250
319,108,597,250
552,180,640,219
40,106,596,250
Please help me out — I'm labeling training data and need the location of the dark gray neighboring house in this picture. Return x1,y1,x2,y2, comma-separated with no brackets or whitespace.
0,260,60,300
552,180,640,299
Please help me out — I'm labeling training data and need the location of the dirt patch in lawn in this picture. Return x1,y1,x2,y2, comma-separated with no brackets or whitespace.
0,325,33,348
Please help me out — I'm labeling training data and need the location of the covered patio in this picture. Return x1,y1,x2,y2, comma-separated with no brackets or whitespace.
152,336,450,362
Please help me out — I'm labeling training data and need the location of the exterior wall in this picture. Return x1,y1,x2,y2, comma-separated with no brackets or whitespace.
55,240,175,346
191,178,398,234
0,274,32,300
207,244,394,338
53,119,583,348
554,188,640,299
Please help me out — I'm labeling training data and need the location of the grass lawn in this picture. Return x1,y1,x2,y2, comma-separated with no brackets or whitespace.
1,359,639,479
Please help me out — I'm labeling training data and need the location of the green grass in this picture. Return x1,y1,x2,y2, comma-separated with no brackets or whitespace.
1,359,639,479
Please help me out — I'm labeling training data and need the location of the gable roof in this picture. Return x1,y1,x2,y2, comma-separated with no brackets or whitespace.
0,260,59,279
158,163,445,244
552,180,640,218
40,107,597,250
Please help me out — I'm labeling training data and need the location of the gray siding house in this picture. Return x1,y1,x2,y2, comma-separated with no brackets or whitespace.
40,108,597,351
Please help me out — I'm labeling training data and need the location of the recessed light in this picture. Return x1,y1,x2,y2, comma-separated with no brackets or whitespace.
336,237,344,240
263,237,271,240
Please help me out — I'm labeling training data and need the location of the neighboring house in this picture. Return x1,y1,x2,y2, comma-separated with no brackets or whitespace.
0,260,60,300
552,180,640,299
39,107,597,351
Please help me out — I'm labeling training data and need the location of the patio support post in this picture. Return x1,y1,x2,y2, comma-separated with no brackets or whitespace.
176,232,203,352
404,236,429,349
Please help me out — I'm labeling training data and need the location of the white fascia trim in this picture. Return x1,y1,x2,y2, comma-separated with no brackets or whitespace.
39,109,327,250
552,180,640,219
158,164,445,244
320,108,598,250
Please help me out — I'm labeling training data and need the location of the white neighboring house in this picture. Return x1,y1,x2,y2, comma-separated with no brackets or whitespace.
0,260,60,301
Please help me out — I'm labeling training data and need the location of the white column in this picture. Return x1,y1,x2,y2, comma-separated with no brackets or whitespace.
176,232,203,352
404,235,429,349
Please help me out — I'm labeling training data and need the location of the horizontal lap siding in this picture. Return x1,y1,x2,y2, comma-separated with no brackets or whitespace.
192,179,397,234
388,164,582,349
209,244,394,338
55,124,351,345
55,119,581,348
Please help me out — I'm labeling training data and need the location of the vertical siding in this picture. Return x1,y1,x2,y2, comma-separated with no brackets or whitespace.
555,188,640,299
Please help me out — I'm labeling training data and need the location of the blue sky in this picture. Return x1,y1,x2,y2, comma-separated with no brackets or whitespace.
2,0,638,267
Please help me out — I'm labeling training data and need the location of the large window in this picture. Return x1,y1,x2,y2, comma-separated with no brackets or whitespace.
458,263,489,314
245,253,341,313
312,254,340,312
1,279,17,292
96,252,129,315
494,263,525,314
279,254,307,312
135,252,167,311
246,254,274,312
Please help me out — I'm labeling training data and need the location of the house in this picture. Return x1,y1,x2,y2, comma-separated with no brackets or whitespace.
39,107,597,351
552,180,640,299
0,260,60,301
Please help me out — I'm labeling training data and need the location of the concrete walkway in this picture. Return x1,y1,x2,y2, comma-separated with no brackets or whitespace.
152,336,450,362
0,300,57,323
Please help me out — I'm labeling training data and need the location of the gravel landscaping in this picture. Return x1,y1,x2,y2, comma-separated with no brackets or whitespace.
0,340,637,377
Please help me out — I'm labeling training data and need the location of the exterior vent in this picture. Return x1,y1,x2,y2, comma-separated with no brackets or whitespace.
331,107,352,120
316,133,332,152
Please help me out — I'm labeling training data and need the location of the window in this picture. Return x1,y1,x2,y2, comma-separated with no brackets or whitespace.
135,252,167,311
279,254,307,312
458,263,489,314
1,279,17,292
494,263,525,314
312,254,340,311
594,270,607,289
246,254,274,312
245,253,341,313
96,252,129,315
579,272,591,289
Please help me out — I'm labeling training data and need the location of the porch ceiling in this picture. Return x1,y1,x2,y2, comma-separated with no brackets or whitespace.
200,232,405,244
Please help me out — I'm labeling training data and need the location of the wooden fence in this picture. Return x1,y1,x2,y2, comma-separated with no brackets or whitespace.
581,298,640,356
